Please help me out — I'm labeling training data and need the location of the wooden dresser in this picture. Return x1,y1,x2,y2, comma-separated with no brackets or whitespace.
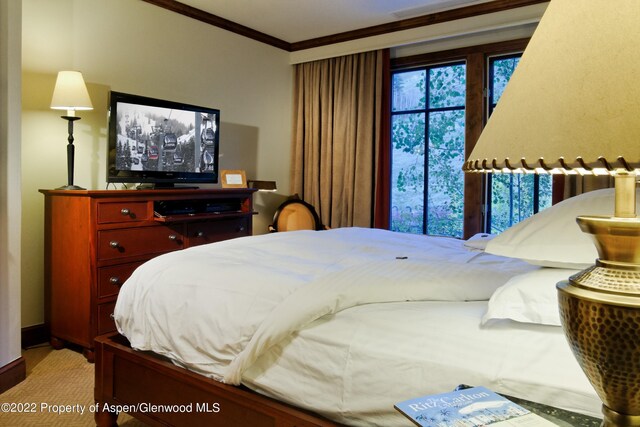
40,188,256,362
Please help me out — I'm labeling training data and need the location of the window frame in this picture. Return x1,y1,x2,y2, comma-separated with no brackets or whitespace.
390,62,467,235
391,38,535,238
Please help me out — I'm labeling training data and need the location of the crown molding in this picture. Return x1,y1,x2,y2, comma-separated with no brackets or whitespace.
143,0,549,52
141,0,291,50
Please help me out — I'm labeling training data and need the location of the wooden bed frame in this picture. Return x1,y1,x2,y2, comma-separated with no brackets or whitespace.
94,333,343,426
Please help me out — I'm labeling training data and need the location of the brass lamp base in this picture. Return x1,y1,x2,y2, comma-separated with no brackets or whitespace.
602,406,640,427
557,215,640,427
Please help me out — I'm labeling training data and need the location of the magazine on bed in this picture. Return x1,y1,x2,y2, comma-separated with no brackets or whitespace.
395,386,557,426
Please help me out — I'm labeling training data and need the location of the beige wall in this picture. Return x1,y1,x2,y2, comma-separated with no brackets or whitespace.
21,0,293,327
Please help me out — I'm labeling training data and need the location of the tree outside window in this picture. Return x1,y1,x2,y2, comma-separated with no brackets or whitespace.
391,63,466,237
390,48,552,238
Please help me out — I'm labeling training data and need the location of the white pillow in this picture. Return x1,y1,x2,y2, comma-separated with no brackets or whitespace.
464,233,495,251
485,188,638,269
482,267,580,326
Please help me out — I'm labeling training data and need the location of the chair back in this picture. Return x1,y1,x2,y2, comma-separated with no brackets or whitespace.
270,199,323,232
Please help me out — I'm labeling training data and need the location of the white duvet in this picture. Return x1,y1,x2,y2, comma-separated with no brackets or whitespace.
115,227,600,425
116,228,531,380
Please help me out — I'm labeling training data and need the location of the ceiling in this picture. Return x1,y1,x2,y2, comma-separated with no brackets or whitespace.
175,0,495,43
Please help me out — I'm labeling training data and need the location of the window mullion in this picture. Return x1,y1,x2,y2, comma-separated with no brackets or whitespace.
423,67,430,235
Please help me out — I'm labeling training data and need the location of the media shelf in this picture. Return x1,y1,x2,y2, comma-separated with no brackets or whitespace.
154,211,253,223
40,188,256,361
153,195,255,222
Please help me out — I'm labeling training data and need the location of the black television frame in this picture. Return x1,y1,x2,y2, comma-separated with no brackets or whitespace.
107,91,220,188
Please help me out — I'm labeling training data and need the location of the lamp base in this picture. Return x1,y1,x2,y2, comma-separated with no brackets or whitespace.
557,214,640,426
602,405,640,427
56,184,85,190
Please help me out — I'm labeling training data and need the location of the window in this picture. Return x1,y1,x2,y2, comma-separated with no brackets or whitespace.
391,63,466,237
389,39,554,238
486,55,553,233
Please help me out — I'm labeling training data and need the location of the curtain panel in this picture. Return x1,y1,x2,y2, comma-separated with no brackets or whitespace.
291,49,390,229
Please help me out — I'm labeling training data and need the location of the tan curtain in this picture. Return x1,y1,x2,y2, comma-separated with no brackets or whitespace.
291,50,387,228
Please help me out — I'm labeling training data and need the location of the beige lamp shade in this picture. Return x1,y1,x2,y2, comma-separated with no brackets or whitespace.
467,3,640,426
50,71,93,116
464,0,640,175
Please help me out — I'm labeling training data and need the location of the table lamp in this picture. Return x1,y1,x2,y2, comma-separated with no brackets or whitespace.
50,70,93,190
463,1,640,426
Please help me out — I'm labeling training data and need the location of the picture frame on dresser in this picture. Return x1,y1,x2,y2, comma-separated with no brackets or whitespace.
40,188,256,362
220,169,247,188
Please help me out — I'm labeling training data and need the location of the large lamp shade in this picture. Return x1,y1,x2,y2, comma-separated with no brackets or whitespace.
463,1,640,426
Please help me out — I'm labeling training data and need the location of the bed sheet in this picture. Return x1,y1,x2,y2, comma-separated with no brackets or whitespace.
242,300,600,426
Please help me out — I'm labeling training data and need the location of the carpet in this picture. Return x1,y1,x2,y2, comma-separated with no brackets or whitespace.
0,345,147,426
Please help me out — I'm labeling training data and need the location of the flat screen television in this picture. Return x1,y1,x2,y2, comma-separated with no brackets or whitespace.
107,91,220,188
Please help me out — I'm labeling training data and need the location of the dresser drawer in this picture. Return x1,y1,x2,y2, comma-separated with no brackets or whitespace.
98,201,150,224
98,261,145,298
98,225,184,260
186,218,250,247
97,301,117,335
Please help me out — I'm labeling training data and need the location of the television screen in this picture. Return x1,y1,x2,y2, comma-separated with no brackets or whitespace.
107,91,220,187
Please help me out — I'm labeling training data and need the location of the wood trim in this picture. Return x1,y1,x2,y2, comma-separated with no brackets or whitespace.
374,49,392,230
21,324,49,349
291,0,546,52
141,0,291,51
0,357,26,394
552,175,565,205
463,51,486,239
391,38,530,69
142,0,547,52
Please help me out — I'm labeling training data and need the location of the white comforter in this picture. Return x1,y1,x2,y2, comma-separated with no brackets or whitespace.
115,227,600,425
115,227,533,383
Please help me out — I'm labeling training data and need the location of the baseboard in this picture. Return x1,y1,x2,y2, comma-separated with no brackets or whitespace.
21,323,49,349
0,324,49,393
0,357,26,394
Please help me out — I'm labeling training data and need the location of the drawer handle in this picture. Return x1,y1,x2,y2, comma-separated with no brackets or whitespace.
168,234,178,241
109,276,121,285
120,208,130,216
109,241,120,248
196,231,204,237
237,226,245,232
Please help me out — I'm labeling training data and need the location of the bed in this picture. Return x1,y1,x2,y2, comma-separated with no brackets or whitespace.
95,189,625,426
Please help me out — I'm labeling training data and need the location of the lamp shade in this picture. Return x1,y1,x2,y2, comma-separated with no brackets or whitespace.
464,0,640,175
465,3,640,426
50,71,93,114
